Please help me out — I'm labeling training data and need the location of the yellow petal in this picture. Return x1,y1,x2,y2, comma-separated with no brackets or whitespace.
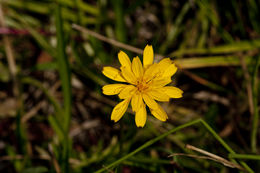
163,86,183,98
118,85,137,99
162,63,177,77
150,77,172,88
102,84,127,95
150,104,168,121
131,91,142,112
111,99,130,122
132,56,143,78
158,58,172,70
121,66,137,84
142,93,158,110
147,89,170,102
135,102,147,127
118,51,131,70
143,45,154,68
143,63,160,82
102,66,126,82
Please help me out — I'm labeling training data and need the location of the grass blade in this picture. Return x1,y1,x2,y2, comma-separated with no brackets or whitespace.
94,119,201,173
48,115,65,141
171,39,260,56
229,154,260,160
95,119,253,173
174,56,253,69
251,56,260,153
55,3,71,173
113,0,126,43
55,3,71,132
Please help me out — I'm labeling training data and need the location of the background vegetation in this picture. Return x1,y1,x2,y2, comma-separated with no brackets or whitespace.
0,0,260,172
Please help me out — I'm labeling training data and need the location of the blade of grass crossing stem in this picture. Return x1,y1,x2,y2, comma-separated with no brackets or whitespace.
55,3,72,173
199,120,253,173
95,119,253,173
251,56,260,153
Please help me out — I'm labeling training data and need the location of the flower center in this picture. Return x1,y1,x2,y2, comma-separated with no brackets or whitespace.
136,79,149,92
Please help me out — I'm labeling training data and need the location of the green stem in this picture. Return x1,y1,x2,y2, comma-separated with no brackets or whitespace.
113,0,126,43
200,120,235,154
200,119,254,173
229,154,260,160
94,119,201,173
55,2,72,173
251,56,260,153
95,119,253,173
55,3,71,133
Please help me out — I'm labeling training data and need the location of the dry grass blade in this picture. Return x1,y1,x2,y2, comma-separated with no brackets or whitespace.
0,4,18,96
72,24,226,91
0,154,81,165
72,24,164,59
21,101,45,123
22,80,61,123
69,120,100,137
181,144,245,171
169,153,244,170
181,69,227,92
0,4,16,77
48,144,61,173
240,56,254,116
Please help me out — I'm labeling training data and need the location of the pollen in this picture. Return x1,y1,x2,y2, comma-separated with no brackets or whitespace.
136,79,149,92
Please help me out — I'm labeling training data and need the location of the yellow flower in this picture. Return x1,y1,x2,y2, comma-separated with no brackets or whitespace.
102,45,183,127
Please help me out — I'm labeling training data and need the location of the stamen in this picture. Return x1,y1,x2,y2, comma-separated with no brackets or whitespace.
136,78,149,92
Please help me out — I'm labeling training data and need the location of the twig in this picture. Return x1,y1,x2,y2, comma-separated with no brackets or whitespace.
181,68,227,92
22,80,61,123
72,24,164,59
72,24,228,92
69,120,100,137
21,101,45,123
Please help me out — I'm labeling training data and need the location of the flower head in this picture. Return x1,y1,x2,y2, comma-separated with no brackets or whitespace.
102,45,183,127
